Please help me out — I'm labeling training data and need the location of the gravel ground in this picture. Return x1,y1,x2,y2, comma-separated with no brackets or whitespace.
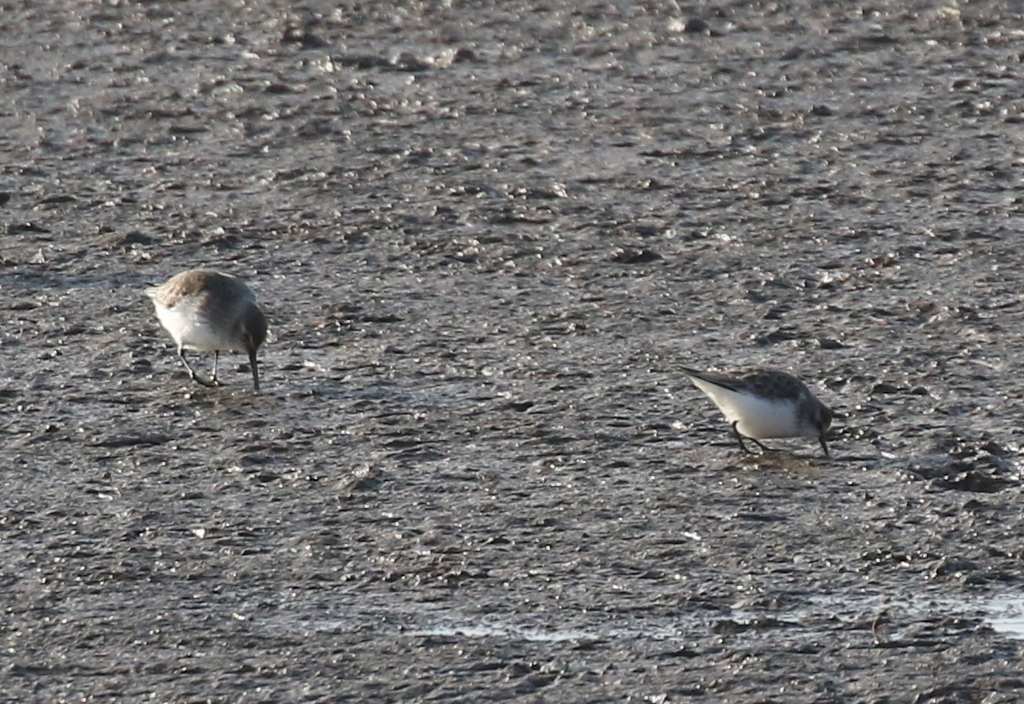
3,1,1024,702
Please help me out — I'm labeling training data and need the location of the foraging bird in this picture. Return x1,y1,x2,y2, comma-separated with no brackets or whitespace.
681,366,832,456
147,269,267,391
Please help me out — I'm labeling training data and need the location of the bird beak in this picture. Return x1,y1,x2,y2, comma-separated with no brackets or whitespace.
819,433,829,457
249,349,261,393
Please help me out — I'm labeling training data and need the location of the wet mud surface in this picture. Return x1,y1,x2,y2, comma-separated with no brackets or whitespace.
3,1,1024,701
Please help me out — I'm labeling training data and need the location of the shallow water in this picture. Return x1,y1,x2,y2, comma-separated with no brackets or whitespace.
985,594,1024,640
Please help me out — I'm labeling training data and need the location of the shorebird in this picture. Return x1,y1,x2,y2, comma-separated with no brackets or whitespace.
681,366,832,456
146,269,267,391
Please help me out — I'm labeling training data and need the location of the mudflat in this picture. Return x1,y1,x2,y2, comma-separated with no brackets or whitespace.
2,1,1024,701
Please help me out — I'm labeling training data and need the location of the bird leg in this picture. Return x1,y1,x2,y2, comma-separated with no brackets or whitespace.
731,421,754,454
177,348,220,388
731,421,773,454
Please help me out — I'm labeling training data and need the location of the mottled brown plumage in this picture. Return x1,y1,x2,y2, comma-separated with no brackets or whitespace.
147,269,267,391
